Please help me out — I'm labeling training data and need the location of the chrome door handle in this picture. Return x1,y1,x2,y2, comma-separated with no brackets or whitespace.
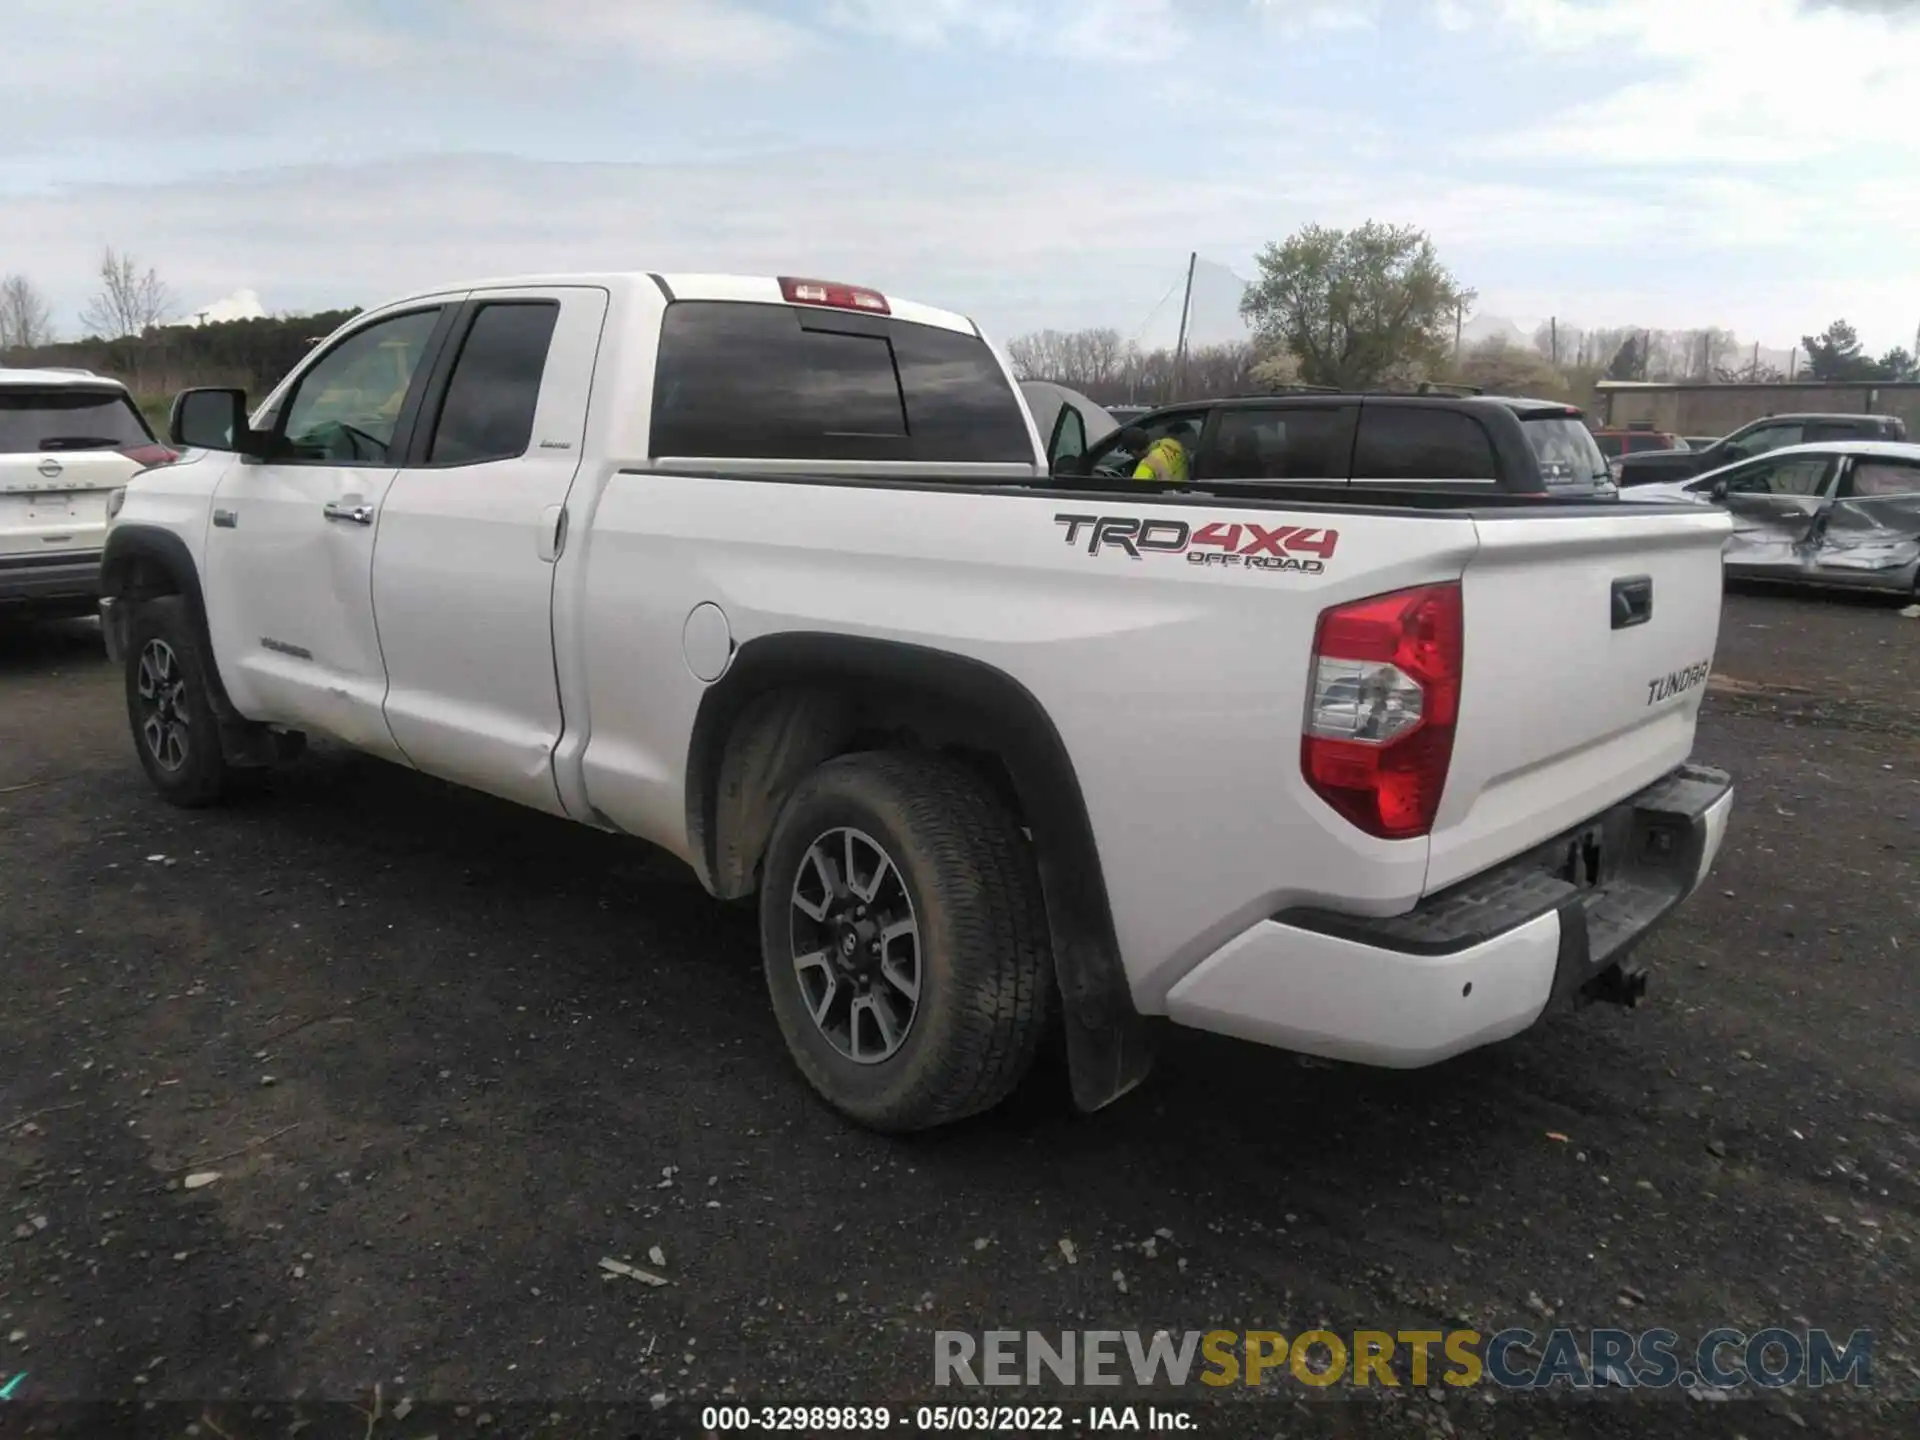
322,501,375,526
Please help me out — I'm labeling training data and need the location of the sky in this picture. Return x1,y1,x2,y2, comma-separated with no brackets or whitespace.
5,0,1919,356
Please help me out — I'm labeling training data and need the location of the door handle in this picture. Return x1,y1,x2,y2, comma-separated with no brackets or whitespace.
1611,575,1653,630
212,508,238,529
536,503,567,562
323,501,375,526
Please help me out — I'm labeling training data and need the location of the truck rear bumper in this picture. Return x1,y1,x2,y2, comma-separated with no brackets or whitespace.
1164,764,1734,1068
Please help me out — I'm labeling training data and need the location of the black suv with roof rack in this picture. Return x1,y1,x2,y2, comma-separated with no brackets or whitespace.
1043,389,1615,497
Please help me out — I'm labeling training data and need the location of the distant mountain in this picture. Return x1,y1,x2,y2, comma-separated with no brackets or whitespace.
1459,313,1530,349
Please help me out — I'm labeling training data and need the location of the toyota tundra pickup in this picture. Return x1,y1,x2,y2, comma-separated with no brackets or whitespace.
100,272,1736,1132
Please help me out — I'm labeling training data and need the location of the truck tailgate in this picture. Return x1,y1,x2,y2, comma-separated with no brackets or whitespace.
1425,505,1732,893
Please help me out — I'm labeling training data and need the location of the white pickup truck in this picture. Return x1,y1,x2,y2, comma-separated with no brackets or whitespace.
101,272,1736,1132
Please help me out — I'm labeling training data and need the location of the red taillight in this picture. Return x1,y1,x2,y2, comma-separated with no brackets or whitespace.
1301,582,1463,840
119,443,179,468
778,276,890,315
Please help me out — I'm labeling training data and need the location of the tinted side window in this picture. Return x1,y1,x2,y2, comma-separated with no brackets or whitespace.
1724,422,1802,461
1351,406,1497,481
1200,406,1354,480
653,302,906,460
427,302,560,465
891,323,1033,463
1805,421,1875,443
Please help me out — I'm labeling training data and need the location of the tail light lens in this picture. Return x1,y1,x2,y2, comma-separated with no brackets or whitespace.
119,443,179,468
1302,582,1464,840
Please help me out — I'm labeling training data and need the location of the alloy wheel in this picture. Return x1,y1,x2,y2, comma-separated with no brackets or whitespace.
789,827,922,1065
135,639,190,772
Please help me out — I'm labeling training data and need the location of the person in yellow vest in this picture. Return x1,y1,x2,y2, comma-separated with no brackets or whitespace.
1126,422,1194,483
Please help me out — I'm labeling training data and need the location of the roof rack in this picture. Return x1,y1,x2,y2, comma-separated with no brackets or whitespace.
1410,381,1484,397
1228,383,1343,397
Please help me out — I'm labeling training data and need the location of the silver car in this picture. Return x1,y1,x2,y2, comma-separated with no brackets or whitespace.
1621,440,1920,598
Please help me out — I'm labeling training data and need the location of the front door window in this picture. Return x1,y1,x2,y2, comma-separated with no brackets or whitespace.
276,310,443,464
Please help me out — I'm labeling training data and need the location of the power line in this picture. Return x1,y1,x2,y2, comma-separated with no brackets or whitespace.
1129,272,1185,347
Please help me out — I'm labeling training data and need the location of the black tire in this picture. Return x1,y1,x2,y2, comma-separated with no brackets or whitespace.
758,751,1053,1133
123,596,232,808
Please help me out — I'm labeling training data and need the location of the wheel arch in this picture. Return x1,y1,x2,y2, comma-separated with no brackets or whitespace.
686,632,1153,1112
100,524,264,756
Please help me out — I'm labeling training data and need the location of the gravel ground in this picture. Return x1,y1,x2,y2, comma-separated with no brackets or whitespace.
1,586,1916,1440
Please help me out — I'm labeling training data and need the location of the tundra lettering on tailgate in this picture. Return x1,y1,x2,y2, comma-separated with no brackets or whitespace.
1054,514,1338,574
1646,660,1711,706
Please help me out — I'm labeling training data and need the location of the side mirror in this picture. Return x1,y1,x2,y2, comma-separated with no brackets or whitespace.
1709,479,1728,502
169,388,264,456
1050,452,1089,478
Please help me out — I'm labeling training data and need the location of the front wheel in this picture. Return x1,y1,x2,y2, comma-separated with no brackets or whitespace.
123,596,232,807
759,752,1054,1133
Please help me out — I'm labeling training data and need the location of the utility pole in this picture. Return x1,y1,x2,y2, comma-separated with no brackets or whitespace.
1173,251,1197,401
1454,300,1463,363
1789,347,1798,381
1550,317,1558,367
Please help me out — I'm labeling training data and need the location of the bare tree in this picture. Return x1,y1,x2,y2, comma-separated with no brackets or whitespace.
0,274,56,349
78,247,177,338
1006,326,1129,395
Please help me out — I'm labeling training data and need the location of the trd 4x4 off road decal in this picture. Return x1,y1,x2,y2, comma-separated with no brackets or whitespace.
1053,514,1338,574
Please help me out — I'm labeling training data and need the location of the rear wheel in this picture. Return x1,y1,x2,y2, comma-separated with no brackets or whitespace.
759,752,1053,1132
123,597,231,807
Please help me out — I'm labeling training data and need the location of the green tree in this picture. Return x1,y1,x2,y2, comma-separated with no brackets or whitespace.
1238,221,1473,389
1800,319,1876,382
1875,346,1918,382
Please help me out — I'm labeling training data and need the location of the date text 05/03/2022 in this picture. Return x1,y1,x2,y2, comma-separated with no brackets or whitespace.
698,1403,1193,1432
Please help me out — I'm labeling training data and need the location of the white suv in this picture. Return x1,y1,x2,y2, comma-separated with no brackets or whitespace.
1,368,176,621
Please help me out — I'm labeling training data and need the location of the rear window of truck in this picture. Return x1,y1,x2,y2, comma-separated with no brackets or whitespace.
650,301,1033,464
1,388,152,454
1523,416,1612,488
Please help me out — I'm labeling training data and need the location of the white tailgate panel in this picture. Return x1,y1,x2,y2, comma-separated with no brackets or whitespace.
1426,507,1731,892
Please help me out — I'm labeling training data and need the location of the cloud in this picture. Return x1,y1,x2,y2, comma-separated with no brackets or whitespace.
824,0,1381,59
15,143,1898,347
1252,0,1381,31
1799,0,1920,14
5,0,1915,353
469,0,816,67
822,0,1201,59
186,289,269,324
1477,0,1920,165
